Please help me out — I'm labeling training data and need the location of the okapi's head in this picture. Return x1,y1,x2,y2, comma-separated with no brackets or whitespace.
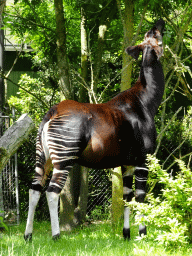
126,19,165,61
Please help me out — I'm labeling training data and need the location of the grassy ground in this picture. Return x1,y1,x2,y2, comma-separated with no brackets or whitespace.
1,221,192,256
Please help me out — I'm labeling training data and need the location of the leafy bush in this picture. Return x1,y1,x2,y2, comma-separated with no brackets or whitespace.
8,73,60,126
0,213,8,232
127,154,192,247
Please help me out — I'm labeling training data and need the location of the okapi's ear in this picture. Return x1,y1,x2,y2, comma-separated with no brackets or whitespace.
125,45,142,60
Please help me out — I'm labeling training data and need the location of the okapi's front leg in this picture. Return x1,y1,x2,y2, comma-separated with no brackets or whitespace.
135,166,148,236
122,166,135,240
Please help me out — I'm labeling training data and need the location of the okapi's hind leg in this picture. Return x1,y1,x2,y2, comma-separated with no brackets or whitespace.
24,189,41,241
24,131,53,241
24,160,53,241
135,166,148,236
45,165,72,240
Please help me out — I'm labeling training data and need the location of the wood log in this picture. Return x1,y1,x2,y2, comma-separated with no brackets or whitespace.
0,114,35,172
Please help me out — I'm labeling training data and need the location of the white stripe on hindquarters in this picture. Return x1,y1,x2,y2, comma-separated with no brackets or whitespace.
42,120,51,161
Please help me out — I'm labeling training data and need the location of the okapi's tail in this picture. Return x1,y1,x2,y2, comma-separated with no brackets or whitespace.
32,104,58,191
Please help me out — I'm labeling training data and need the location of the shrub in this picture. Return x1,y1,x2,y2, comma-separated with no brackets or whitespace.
0,213,8,232
127,154,192,247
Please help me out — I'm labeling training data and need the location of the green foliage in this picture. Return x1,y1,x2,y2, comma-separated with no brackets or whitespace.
88,202,111,221
127,155,192,247
0,214,8,232
5,1,56,63
8,73,60,126
156,107,192,171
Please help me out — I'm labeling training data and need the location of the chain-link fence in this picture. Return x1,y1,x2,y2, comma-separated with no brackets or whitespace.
87,168,111,218
1,117,112,224
0,111,19,225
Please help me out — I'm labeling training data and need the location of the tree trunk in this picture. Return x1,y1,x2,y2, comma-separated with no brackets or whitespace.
80,6,88,103
0,169,4,219
77,6,89,224
111,0,134,226
0,1,5,220
54,0,72,100
60,6,89,230
74,165,89,225
60,163,89,231
90,1,116,103
117,0,134,91
0,1,6,27
0,114,35,172
111,167,123,227
60,168,76,231
91,23,108,99
0,12,4,111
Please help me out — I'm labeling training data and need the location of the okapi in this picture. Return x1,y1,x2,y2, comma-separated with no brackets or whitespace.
24,19,165,241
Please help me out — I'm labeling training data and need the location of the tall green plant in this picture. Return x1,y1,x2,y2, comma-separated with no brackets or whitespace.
127,155,192,247
0,213,8,232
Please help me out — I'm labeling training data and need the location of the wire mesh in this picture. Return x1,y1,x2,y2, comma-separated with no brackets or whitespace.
0,112,19,225
1,156,18,224
87,169,111,217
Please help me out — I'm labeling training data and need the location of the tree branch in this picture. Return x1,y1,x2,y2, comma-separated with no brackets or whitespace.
1,74,49,108
4,12,55,33
155,107,182,155
131,4,148,46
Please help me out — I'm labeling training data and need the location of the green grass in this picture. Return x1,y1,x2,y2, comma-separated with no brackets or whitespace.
1,221,192,256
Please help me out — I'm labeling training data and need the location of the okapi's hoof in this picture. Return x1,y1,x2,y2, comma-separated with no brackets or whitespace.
24,233,32,242
52,233,60,241
123,228,130,240
139,226,147,236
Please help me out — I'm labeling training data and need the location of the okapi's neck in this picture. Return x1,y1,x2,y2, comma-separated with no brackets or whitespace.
108,50,164,118
137,52,165,117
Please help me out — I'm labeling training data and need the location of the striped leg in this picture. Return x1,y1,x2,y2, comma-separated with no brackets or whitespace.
25,113,86,240
24,189,41,241
122,166,135,240
45,115,84,239
135,166,148,236
24,132,52,241
46,190,60,240
46,166,72,239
